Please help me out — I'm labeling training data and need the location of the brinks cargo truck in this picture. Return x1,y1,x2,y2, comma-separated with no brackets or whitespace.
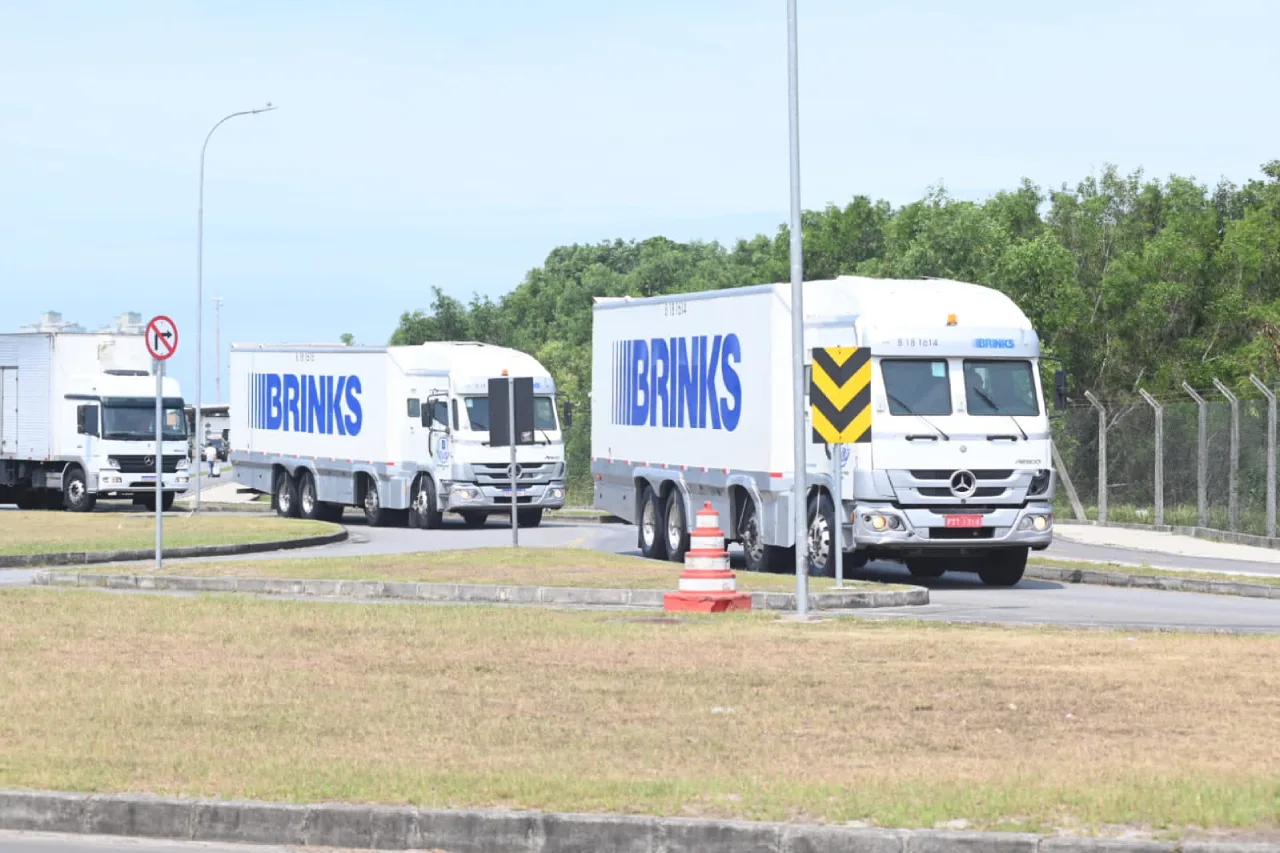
0,331,191,511
229,342,568,527
590,275,1064,586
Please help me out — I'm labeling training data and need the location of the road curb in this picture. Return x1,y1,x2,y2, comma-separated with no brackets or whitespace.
0,789,1269,852
1028,563,1280,600
28,570,927,611
1,527,347,569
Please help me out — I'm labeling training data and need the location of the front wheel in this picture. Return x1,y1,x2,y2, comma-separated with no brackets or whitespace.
738,497,791,574
460,511,488,529
63,468,96,513
409,476,443,529
806,492,836,578
978,548,1028,587
517,508,543,528
905,558,947,579
139,492,175,512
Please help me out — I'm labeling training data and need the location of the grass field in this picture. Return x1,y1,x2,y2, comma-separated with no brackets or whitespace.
0,589,1275,838
0,512,338,556
128,546,874,592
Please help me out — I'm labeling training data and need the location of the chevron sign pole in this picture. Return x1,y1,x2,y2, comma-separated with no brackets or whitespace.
810,346,872,589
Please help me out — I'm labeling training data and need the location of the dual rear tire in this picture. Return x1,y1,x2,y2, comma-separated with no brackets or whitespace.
636,487,690,564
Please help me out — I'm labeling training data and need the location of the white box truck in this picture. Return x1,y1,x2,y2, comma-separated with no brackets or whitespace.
590,275,1064,586
0,331,191,512
229,342,568,527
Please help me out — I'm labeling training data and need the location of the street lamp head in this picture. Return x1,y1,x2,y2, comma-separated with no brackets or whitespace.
255,103,277,114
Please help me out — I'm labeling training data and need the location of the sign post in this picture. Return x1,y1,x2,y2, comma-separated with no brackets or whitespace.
810,346,872,588
488,373,535,548
145,315,178,572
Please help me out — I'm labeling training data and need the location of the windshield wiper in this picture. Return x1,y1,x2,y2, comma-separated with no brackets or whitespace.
885,392,950,440
969,385,1029,441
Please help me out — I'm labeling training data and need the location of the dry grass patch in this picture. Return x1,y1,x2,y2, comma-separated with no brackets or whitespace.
136,547,882,592
0,511,337,557
1,589,1277,837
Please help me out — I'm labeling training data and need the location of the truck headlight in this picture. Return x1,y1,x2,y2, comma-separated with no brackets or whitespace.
548,487,564,500
1019,514,1052,531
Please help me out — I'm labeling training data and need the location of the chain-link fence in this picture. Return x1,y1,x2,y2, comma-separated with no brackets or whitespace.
1053,378,1279,538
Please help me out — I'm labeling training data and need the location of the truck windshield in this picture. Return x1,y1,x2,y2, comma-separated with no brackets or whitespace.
463,396,558,432
963,360,1039,416
102,404,188,440
880,359,952,416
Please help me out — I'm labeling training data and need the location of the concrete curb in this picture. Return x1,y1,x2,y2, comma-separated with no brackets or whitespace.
1028,563,1280,600
0,527,348,569
1059,519,1280,552
0,790,1270,852
28,570,928,611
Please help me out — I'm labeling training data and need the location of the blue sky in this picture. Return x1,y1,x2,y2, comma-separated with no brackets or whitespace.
2,0,1277,404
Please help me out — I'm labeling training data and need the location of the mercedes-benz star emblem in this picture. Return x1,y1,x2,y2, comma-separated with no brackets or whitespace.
507,463,522,480
949,469,977,498
143,456,154,467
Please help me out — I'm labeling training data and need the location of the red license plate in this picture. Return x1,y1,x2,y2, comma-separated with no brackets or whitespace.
943,515,983,528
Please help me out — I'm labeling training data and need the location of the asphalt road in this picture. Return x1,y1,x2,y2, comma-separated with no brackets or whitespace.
0,831,295,853
2,511,1277,634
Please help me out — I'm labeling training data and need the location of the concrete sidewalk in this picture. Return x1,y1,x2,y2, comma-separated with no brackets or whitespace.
1051,522,1280,577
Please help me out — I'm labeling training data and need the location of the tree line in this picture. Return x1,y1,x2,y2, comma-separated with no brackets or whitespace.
385,161,1280,497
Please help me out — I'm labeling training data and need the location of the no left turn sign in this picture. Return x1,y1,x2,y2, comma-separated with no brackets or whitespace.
146,315,179,361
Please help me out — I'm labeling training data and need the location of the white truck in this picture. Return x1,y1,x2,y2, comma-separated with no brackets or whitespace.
590,275,1065,586
228,342,569,527
0,331,191,512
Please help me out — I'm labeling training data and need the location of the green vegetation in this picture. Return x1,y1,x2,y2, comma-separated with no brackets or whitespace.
388,162,1280,502
0,513,338,558
2,591,1275,837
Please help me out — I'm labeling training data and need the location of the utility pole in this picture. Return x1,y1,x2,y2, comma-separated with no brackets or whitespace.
213,297,224,404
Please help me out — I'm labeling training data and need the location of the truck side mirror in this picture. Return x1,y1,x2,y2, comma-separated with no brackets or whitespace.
421,408,431,428
563,401,573,429
1053,370,1068,411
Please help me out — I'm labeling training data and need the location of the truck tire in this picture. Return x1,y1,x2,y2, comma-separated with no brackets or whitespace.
806,493,836,578
409,476,443,530
62,467,97,513
275,470,300,519
361,475,405,527
738,498,791,574
662,495,689,563
139,492,176,512
517,508,543,528
297,470,325,521
905,558,947,579
460,511,488,528
637,487,667,561
978,547,1027,587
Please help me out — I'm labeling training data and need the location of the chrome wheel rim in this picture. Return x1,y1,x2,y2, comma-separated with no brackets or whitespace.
742,515,764,565
301,480,314,515
364,483,379,516
808,512,830,571
641,498,657,546
278,480,291,513
67,480,85,504
666,504,683,551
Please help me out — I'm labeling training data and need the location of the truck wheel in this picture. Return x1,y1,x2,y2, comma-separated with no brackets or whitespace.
361,475,402,527
517,508,543,528
663,495,689,563
637,487,667,561
460,511,488,528
275,471,300,519
738,499,791,574
62,467,96,513
409,476,443,530
978,548,1028,587
297,470,325,521
905,558,946,579
806,493,836,578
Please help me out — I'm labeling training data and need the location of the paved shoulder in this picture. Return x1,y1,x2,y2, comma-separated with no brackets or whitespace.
1050,523,1280,577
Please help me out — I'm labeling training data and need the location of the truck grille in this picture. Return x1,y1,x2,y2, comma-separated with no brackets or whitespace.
910,469,1012,480
472,462,558,486
918,486,1005,498
113,455,184,474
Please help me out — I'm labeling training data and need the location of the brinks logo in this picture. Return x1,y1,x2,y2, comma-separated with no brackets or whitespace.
249,372,364,436
611,334,743,431
974,338,1016,349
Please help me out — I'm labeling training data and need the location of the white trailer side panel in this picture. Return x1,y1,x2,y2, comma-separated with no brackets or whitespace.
0,334,54,459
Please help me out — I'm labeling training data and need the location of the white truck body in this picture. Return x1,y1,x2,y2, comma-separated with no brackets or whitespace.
0,331,191,511
590,275,1058,585
228,342,567,526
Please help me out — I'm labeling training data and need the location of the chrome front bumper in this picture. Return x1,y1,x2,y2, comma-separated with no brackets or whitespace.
845,501,1054,551
443,480,568,512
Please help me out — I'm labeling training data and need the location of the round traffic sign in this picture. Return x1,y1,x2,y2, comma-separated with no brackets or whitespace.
145,315,179,361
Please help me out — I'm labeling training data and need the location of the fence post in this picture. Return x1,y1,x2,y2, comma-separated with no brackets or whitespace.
1212,378,1240,533
1249,375,1276,539
1138,389,1164,527
1183,382,1209,528
1084,390,1106,523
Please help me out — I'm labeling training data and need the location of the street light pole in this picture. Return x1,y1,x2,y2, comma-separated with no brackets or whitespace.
213,297,224,404
786,0,810,616
194,104,276,511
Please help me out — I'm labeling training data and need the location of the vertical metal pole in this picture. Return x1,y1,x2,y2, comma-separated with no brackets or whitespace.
832,445,843,588
1183,382,1208,528
1249,375,1276,538
1213,379,1240,532
786,0,809,616
1084,391,1107,523
1138,389,1164,527
155,360,164,572
509,378,518,548
214,297,224,404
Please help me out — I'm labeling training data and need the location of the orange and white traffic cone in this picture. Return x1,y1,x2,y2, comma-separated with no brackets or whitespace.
664,501,752,613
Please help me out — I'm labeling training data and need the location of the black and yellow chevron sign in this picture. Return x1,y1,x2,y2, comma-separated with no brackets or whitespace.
810,346,872,444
